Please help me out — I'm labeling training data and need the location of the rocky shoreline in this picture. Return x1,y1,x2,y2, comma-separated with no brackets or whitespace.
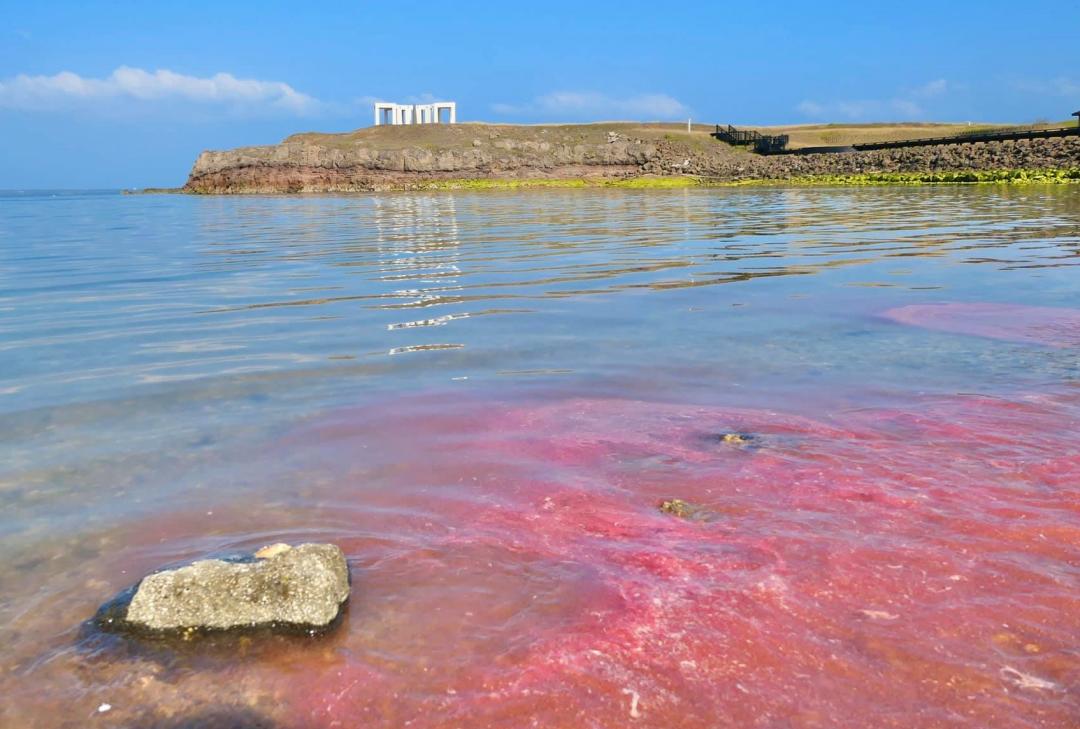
180,123,1080,193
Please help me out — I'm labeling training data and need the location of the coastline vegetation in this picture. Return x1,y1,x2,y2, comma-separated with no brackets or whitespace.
410,176,702,191
159,168,1080,195
408,168,1080,192
712,168,1080,186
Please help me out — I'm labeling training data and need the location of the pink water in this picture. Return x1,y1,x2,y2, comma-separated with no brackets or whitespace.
1,189,1078,728
5,385,1078,728
884,303,1080,348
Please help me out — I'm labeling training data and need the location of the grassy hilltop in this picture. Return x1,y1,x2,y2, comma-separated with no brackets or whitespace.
748,120,1075,149
284,120,1046,153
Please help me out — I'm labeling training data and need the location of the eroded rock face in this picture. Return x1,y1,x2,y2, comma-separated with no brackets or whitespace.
181,122,1080,193
118,543,350,633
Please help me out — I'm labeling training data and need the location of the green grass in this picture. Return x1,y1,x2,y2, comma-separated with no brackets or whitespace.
411,176,702,191
411,169,1080,191
180,169,1080,195
609,176,701,188
713,169,1080,186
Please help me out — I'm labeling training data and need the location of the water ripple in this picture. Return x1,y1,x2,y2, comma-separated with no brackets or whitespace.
1,187,1077,416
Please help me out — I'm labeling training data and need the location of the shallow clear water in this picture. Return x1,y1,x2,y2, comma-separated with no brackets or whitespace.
1,187,1078,728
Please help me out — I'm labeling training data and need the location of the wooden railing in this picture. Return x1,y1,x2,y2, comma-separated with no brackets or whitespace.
851,125,1080,151
713,125,790,154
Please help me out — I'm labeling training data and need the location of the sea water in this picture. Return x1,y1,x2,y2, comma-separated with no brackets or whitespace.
1,187,1078,727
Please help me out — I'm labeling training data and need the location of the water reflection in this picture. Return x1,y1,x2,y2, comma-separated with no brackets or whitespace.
370,195,465,336
177,188,1080,315
0,187,1076,415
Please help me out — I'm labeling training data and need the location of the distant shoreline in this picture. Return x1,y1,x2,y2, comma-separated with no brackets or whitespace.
123,187,185,195
133,169,1080,195
163,121,1080,194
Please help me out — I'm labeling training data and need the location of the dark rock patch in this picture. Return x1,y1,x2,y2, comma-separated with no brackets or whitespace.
130,707,279,729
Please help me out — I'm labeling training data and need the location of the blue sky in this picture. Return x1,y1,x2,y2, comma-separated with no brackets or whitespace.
1,0,1077,188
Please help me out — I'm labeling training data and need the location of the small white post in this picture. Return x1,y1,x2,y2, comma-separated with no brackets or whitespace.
687,118,692,133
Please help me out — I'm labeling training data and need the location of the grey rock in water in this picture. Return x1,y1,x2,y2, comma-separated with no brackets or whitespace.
122,542,350,632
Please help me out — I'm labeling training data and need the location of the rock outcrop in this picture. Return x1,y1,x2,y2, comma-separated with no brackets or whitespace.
180,123,1080,193
100,543,350,634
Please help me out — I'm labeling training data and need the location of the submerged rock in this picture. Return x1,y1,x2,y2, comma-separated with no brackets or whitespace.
718,432,756,446
658,499,718,522
103,543,349,634
708,430,768,452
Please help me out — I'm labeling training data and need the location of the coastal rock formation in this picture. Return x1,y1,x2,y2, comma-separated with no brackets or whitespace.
108,543,350,633
181,122,1080,193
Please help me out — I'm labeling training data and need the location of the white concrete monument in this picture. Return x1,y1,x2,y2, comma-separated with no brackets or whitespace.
374,101,456,126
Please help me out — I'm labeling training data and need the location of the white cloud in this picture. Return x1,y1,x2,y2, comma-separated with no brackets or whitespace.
1010,76,1080,97
403,92,444,105
795,100,824,117
493,91,690,120
912,79,948,98
796,79,949,121
0,66,321,115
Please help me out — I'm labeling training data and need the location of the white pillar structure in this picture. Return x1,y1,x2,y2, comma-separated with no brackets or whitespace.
414,103,434,124
373,101,457,126
434,102,456,124
379,103,401,126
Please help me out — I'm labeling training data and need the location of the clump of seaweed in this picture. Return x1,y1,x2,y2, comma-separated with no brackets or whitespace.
718,432,756,446
658,499,720,522
659,499,696,518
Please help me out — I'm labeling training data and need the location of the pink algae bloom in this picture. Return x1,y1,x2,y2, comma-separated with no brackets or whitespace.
270,392,1080,728
884,302,1080,347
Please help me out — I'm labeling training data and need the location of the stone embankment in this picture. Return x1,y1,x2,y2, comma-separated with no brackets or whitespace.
181,123,1080,193
738,136,1080,180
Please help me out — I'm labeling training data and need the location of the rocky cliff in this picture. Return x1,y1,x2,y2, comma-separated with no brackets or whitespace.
182,123,1080,193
